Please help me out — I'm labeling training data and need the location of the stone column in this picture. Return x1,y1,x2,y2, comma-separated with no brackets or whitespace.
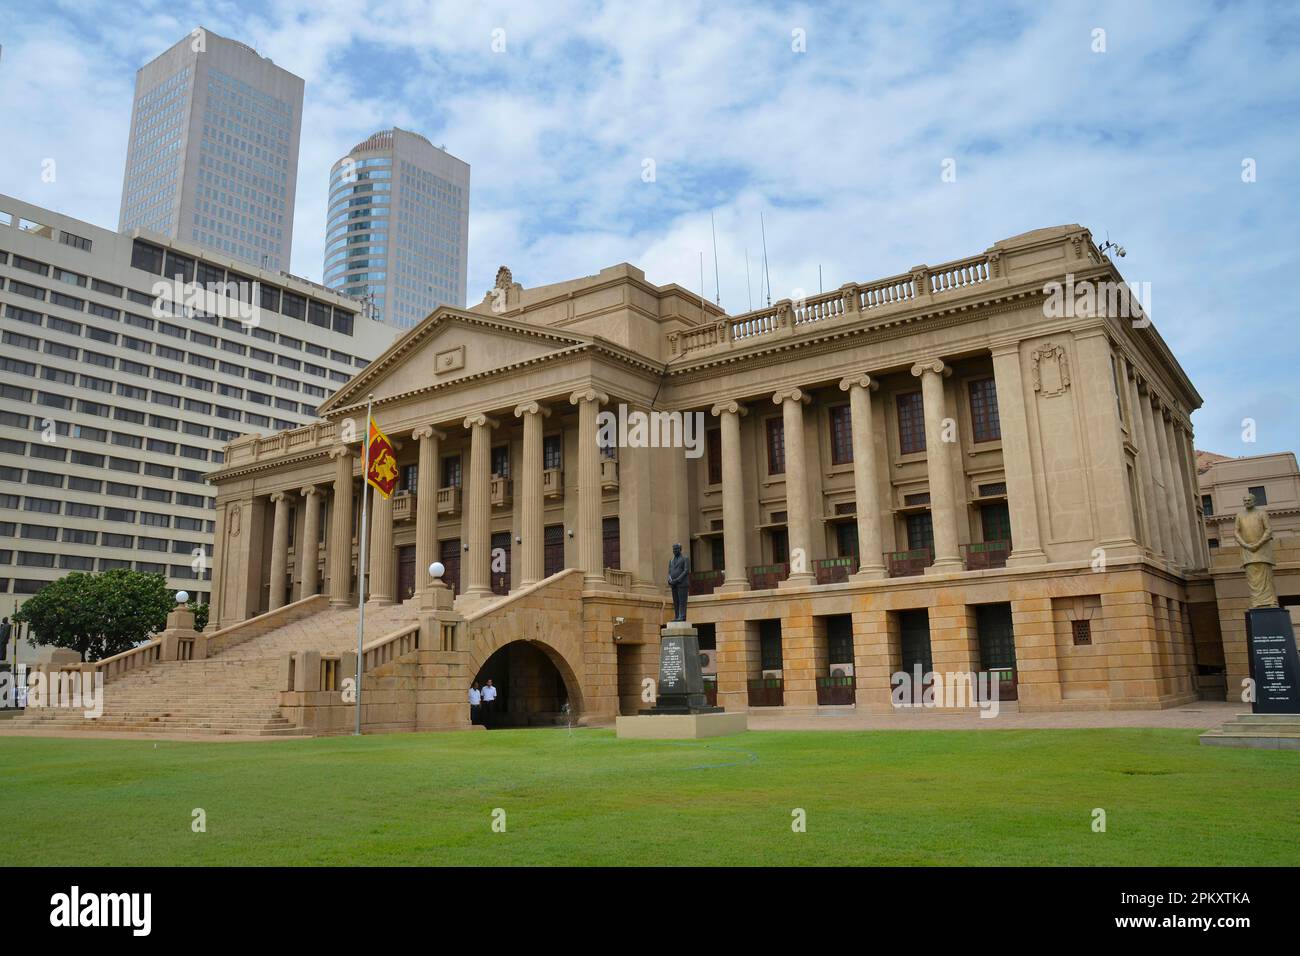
989,343,1046,565
1152,400,1187,568
1162,408,1199,569
513,402,549,587
1072,328,1140,558
710,400,749,591
570,389,609,587
412,425,444,595
839,375,886,579
1174,423,1211,569
327,447,354,607
773,388,815,586
461,413,499,599
368,489,396,604
618,413,655,591
298,485,322,598
268,491,293,610
911,361,963,573
1137,382,1176,568
1124,362,1164,558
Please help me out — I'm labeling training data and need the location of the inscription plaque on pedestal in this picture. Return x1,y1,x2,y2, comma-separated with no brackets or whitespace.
1247,607,1300,714
640,622,723,716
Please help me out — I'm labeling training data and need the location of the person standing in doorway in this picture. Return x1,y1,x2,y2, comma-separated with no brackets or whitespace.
468,682,482,725
481,679,497,721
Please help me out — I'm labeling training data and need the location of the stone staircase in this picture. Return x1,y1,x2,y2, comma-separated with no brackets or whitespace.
12,601,422,737
1199,712,1300,750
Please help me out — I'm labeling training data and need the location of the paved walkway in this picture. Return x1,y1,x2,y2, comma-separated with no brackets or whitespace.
740,700,1242,731
0,701,1242,743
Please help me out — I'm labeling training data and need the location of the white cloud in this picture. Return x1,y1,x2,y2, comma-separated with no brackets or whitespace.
0,0,1297,454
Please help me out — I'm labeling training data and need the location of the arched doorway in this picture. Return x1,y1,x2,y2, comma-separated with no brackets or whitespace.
473,640,581,728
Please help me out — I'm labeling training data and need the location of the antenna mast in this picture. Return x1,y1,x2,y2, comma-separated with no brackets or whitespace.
699,252,706,321
710,210,721,307
745,249,753,312
760,212,772,306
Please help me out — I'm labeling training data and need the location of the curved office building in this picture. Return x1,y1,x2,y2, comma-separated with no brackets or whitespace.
323,128,470,329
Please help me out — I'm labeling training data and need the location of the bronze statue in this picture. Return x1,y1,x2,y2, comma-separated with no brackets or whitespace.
667,543,690,621
1234,492,1278,608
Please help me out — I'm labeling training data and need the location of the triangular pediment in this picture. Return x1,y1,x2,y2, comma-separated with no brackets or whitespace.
319,308,592,413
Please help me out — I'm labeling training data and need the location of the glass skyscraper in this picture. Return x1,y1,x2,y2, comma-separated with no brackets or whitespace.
118,27,303,273
324,128,469,329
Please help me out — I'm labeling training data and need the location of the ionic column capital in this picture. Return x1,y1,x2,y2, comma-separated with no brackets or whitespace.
411,425,446,442
771,388,810,406
569,388,609,407
838,374,879,393
710,400,748,418
328,445,353,461
270,490,293,504
514,401,552,419
910,359,951,379
298,485,320,499
462,413,500,430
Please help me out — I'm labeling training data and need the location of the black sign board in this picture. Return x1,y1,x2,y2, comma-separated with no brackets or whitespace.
1247,607,1300,714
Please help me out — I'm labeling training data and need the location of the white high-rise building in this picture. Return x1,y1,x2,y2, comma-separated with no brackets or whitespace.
118,27,303,273
324,128,470,329
0,193,399,609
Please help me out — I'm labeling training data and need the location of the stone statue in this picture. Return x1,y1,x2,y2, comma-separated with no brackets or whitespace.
667,543,690,622
1234,493,1278,608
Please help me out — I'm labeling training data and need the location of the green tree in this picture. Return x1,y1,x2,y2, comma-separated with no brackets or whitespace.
14,570,173,661
189,601,210,632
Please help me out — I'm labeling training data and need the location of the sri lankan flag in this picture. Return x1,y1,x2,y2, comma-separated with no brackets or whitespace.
365,419,399,499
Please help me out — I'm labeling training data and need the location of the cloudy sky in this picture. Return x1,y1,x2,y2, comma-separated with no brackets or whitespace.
1,0,1297,456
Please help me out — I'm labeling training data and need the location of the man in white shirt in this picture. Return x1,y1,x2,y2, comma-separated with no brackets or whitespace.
468,683,482,725
481,679,498,720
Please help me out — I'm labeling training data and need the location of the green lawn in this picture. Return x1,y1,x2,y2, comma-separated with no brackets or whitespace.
1,728,1296,866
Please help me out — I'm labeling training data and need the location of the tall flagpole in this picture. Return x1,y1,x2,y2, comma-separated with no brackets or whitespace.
354,394,374,736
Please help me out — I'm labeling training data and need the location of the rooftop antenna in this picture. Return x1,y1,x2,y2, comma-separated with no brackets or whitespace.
710,210,722,307
760,211,772,306
819,264,823,295
745,248,753,313
699,251,706,321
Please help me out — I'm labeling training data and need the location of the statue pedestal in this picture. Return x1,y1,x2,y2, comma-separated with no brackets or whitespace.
617,621,747,739
639,621,723,715
1247,607,1300,714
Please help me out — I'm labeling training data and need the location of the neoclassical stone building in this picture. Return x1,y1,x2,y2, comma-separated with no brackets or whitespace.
205,224,1218,725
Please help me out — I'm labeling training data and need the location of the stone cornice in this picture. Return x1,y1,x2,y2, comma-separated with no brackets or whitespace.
208,447,344,484
319,339,663,422
319,308,664,419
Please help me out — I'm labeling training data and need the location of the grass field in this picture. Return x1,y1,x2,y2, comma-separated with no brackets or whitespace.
1,727,1297,866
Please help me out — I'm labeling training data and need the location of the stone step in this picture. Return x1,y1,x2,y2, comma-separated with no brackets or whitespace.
22,601,422,737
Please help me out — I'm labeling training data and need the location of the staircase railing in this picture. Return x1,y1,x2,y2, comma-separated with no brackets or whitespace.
206,593,330,657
